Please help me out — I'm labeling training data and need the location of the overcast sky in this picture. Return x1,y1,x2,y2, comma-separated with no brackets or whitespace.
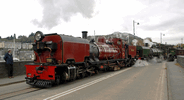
0,0,183,45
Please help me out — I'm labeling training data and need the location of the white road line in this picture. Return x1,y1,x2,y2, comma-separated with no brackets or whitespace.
156,62,166,100
156,67,162,100
44,67,132,100
159,63,166,100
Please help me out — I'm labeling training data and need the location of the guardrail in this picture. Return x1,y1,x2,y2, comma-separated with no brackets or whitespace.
177,55,184,68
0,61,33,78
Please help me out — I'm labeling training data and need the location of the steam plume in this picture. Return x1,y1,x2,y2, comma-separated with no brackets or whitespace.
32,0,95,29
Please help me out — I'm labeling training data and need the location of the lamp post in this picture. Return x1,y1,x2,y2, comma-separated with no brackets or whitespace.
94,30,95,41
181,38,183,44
160,33,165,44
13,34,15,58
133,20,139,39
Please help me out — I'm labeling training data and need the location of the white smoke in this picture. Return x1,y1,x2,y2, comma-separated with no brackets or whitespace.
133,59,150,67
143,38,153,47
132,39,138,46
32,0,95,30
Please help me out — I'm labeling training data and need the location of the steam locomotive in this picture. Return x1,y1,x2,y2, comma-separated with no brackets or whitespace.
25,31,137,87
167,48,184,61
136,45,164,61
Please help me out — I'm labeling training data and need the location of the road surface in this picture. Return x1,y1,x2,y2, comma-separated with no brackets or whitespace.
0,62,167,100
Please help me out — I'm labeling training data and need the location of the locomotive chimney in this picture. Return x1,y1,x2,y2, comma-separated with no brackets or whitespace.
82,31,88,39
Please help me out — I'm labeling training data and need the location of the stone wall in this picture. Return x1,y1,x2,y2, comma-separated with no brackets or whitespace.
0,61,33,78
177,55,184,68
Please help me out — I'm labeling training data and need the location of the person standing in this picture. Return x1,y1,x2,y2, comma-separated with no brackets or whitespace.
4,49,14,78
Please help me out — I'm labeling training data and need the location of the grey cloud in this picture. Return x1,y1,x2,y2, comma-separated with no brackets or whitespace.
138,0,160,5
32,0,95,30
131,0,184,36
118,0,184,45
141,16,184,32
152,35,184,45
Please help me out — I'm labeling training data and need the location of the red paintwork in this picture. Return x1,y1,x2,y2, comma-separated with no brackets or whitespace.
25,65,56,80
128,46,136,58
96,37,124,60
25,34,90,81
34,35,89,63
25,34,138,83
96,42,120,60
110,38,124,59
176,49,184,55
122,48,125,59
98,37,106,43
34,35,62,63
63,42,89,63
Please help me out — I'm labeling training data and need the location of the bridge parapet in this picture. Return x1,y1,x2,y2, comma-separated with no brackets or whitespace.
0,61,33,78
177,55,184,68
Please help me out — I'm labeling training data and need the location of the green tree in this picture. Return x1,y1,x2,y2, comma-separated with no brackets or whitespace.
27,36,34,43
20,36,28,43
29,32,34,37
11,35,13,39
18,35,23,39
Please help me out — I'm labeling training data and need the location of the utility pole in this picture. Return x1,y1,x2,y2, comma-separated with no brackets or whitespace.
133,20,139,39
94,30,95,41
181,38,183,44
160,33,162,44
133,20,135,37
13,34,15,58
160,33,165,44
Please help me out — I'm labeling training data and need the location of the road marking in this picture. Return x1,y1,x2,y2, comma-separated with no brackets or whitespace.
155,62,166,100
159,63,166,100
155,65,162,100
44,67,132,100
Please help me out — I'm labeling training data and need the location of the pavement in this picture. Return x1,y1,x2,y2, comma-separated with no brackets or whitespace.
166,60,184,100
0,75,26,86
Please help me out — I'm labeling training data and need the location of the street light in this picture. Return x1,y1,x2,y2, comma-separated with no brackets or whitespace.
160,33,165,44
181,38,183,44
133,20,139,39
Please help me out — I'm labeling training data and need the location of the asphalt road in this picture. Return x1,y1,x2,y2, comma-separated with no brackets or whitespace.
167,61,184,100
0,62,168,100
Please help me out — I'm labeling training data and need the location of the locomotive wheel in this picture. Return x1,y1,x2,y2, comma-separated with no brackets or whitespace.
80,71,85,78
95,70,99,74
87,71,92,77
55,75,60,85
76,69,80,79
72,73,77,81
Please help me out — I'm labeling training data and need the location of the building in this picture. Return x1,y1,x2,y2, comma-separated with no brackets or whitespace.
0,42,4,48
3,42,21,49
21,43,33,49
